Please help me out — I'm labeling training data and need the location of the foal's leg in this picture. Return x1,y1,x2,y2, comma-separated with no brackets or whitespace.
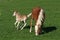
14,21,18,26
21,20,26,30
16,22,20,30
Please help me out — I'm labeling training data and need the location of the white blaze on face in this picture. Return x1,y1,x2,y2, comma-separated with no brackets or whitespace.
36,9,43,26
35,9,44,36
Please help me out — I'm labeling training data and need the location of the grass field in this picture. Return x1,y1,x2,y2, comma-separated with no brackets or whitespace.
0,0,60,40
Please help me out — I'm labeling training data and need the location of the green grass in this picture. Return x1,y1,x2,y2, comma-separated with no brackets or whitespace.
0,0,60,40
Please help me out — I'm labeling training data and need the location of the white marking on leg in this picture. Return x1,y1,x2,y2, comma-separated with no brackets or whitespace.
21,23,26,30
30,26,32,33
30,19,32,33
14,21,18,25
16,22,20,30
27,12,32,17
17,22,20,27
35,25,38,36
35,9,44,35
21,20,26,30
20,24,23,28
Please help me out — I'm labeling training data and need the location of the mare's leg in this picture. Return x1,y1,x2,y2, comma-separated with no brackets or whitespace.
35,24,38,36
35,19,42,36
30,19,32,32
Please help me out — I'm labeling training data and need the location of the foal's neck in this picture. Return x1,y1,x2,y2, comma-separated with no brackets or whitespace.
15,13,21,18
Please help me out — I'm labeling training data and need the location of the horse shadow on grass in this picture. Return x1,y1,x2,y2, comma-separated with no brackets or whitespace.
42,26,57,34
25,26,57,34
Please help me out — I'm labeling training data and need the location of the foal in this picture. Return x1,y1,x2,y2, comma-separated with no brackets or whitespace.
30,7,45,36
13,11,32,30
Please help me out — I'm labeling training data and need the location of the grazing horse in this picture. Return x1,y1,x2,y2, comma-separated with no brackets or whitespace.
30,7,45,36
13,11,32,30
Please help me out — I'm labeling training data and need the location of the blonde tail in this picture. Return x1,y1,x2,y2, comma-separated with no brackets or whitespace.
27,13,32,17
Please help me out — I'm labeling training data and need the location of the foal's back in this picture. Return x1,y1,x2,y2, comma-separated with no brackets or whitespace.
16,13,27,21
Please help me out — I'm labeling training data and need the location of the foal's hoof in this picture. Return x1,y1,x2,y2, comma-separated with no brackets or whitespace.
29,31,32,33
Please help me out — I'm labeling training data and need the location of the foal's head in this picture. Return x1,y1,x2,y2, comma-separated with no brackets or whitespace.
13,11,18,16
